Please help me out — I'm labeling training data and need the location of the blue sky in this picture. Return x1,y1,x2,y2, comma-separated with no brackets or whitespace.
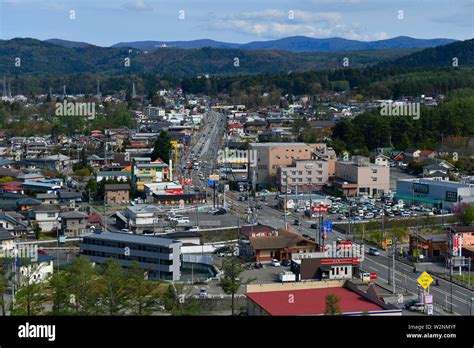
0,0,473,46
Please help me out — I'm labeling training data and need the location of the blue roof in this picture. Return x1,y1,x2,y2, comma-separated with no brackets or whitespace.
21,182,61,189
16,253,55,266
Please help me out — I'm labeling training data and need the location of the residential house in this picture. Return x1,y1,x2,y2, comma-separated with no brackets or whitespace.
0,212,28,236
36,193,59,205
374,154,390,167
60,211,88,237
105,184,130,205
404,148,421,163
30,205,60,233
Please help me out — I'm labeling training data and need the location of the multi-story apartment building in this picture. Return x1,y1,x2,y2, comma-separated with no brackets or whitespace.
80,231,182,281
249,142,327,189
335,157,390,197
132,157,169,191
278,159,334,193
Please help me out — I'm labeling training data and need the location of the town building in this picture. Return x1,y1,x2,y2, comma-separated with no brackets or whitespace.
278,159,333,193
79,231,182,281
245,228,318,262
395,178,474,210
249,142,327,189
334,157,390,197
245,281,401,316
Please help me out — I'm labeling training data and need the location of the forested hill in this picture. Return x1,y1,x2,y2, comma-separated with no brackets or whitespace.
380,38,474,68
0,38,420,76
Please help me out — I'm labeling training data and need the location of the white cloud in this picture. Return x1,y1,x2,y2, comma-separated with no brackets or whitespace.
211,8,389,41
123,0,154,12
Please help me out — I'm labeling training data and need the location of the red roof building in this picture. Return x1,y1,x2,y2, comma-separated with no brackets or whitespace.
245,283,400,316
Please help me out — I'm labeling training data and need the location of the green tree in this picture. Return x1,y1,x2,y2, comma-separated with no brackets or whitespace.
66,258,100,315
462,205,474,225
219,256,244,315
151,131,172,163
98,259,129,315
0,260,12,316
48,271,71,315
324,293,341,315
162,282,201,316
125,262,161,315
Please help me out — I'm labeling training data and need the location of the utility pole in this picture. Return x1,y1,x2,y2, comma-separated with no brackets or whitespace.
450,257,453,313
283,182,288,230
392,238,396,294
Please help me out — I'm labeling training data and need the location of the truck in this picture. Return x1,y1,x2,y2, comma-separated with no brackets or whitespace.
279,271,296,282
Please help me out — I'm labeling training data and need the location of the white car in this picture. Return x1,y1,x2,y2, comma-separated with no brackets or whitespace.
176,218,190,225
188,226,200,232
163,227,175,233
271,259,281,267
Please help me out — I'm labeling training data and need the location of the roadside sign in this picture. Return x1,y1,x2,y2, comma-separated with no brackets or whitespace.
361,273,371,283
397,294,404,304
312,205,328,213
417,271,433,289
320,221,333,233
207,179,217,187
386,238,392,246
424,294,433,305
370,272,377,280
209,174,219,181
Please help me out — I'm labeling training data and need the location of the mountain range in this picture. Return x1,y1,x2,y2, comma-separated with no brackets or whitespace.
0,37,471,78
44,36,456,53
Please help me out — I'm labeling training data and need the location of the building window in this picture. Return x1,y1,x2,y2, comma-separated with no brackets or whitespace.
445,191,458,202
372,177,377,182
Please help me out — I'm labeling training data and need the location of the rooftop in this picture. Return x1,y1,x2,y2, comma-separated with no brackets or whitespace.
82,231,180,247
246,287,384,316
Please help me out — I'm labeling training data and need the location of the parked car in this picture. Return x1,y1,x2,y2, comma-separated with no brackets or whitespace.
405,301,425,312
163,227,175,233
188,226,200,232
253,262,263,269
294,219,301,226
281,259,290,267
199,287,207,298
207,208,219,214
310,223,319,229
120,229,133,234
142,229,154,235
271,259,281,267
368,247,380,256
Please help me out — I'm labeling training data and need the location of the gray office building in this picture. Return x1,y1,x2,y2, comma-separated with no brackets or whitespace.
395,178,474,211
80,231,182,281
